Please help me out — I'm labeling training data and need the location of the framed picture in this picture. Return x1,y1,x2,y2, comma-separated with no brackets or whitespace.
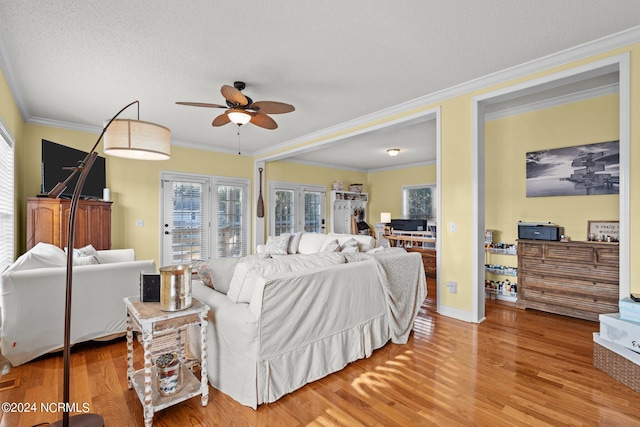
587,220,619,242
526,140,619,197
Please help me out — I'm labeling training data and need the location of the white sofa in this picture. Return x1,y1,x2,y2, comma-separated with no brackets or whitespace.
0,243,156,366
257,232,376,256
190,248,426,408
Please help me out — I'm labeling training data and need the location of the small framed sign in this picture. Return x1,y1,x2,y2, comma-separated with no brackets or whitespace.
587,220,619,242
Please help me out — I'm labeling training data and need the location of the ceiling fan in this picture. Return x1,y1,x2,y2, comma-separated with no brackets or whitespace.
176,81,295,130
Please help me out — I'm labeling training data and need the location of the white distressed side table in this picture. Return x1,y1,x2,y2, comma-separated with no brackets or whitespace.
124,296,209,427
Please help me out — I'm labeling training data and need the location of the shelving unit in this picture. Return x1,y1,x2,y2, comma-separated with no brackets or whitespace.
484,234,518,302
330,190,368,234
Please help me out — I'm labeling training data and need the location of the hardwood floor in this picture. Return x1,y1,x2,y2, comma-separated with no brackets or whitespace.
2,291,640,426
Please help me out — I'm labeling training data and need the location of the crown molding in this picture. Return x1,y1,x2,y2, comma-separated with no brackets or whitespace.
485,82,619,121
27,116,102,134
280,157,435,173
257,26,640,159
28,116,250,156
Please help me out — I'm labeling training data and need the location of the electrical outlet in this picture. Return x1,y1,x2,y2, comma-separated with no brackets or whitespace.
445,281,458,294
136,219,144,227
450,222,456,232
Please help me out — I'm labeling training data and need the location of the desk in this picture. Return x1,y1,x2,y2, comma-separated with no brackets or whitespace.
386,234,437,279
386,235,436,247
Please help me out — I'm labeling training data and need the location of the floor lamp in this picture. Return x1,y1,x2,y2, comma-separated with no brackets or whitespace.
47,101,170,427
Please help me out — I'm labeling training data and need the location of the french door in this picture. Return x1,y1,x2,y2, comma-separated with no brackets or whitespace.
269,182,326,236
161,174,210,265
161,172,250,266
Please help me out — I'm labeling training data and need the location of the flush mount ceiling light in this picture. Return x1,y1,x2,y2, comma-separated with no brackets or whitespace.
387,148,400,157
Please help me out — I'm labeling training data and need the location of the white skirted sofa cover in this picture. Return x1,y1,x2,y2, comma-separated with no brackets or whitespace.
191,248,426,408
0,242,156,366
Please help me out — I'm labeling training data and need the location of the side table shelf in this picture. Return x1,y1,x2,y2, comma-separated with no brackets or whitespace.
130,365,202,413
124,296,210,427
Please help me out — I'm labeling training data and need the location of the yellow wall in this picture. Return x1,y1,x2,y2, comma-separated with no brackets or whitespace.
366,164,436,226
485,94,619,244
0,68,25,260
20,122,253,265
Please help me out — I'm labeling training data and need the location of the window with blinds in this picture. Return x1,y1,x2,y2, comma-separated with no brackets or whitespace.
0,121,14,272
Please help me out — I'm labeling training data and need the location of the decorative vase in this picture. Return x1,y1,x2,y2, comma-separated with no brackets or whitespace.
159,264,192,311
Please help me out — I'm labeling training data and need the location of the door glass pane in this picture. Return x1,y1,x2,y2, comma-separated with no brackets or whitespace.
304,191,322,233
169,181,207,263
274,189,294,235
217,185,245,257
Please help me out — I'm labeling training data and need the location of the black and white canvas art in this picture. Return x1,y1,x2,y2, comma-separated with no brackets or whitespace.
526,140,619,197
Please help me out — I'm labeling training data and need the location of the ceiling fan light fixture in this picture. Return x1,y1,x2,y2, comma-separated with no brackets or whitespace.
387,148,401,157
227,109,252,126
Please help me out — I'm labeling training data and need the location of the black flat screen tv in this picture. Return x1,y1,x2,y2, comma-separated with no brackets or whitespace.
41,139,106,199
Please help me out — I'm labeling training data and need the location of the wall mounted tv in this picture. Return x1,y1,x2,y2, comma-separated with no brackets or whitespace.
41,139,106,199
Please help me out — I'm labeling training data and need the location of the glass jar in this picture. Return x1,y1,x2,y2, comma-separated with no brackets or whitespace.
155,353,182,396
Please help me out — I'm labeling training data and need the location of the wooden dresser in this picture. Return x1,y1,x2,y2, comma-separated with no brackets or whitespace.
516,239,619,321
26,197,112,250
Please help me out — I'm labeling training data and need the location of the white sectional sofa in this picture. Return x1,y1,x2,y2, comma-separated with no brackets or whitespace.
190,246,426,408
0,243,156,366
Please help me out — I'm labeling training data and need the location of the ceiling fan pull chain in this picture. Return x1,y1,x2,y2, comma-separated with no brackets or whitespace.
237,127,241,155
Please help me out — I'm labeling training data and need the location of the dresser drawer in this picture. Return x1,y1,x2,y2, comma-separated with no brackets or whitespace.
545,244,593,263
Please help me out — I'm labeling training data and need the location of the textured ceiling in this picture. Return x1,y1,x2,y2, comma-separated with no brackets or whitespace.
0,1,638,169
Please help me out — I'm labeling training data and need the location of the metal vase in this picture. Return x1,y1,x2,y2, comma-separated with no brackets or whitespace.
159,264,192,311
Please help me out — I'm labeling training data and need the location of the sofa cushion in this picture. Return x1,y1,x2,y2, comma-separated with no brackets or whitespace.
193,257,243,294
264,234,290,256
4,242,67,273
227,253,345,303
297,233,328,254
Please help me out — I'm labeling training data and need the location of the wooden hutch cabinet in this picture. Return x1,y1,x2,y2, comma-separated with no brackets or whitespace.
26,197,112,250
516,239,619,322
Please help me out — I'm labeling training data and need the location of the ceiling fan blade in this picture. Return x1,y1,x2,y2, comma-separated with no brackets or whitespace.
250,101,295,114
221,85,249,106
212,113,231,127
250,113,278,130
176,101,228,108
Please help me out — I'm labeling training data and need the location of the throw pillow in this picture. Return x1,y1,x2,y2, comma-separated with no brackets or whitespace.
288,231,304,254
339,238,359,252
193,260,214,288
341,246,359,254
264,234,290,255
68,244,101,266
319,238,339,253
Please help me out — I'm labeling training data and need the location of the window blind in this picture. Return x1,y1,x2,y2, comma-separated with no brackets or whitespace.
0,122,15,272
